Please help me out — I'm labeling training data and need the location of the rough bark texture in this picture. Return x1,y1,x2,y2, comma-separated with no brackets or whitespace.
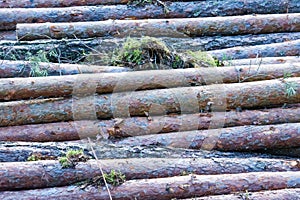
0,78,299,126
0,1,299,31
116,123,300,151
1,0,299,10
16,13,300,40
223,56,300,66
2,33,300,63
1,172,300,199
1,63,299,100
0,60,129,78
190,189,300,200
209,39,300,60
1,157,300,191
1,105,299,142
1,140,280,162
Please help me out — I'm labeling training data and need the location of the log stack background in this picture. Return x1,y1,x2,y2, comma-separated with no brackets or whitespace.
0,0,300,199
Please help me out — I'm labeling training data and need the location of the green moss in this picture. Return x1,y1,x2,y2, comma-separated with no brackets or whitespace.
59,149,88,169
27,154,39,161
184,50,217,67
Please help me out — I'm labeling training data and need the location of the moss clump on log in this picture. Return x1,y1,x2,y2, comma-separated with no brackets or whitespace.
110,36,217,70
59,149,89,168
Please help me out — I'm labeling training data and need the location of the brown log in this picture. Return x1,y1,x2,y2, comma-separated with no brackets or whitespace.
0,60,130,78
1,140,277,162
1,63,299,101
1,172,300,199
2,33,300,63
116,123,300,151
223,56,300,66
1,105,299,141
186,188,300,200
16,13,300,40
209,39,300,60
2,0,300,31
1,157,300,191
0,77,299,126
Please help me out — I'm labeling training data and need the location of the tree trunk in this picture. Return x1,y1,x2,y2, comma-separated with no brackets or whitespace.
223,56,300,66
2,32,300,63
188,189,300,200
0,78,299,126
1,140,277,162
1,63,299,100
209,39,300,60
0,31,16,40
1,172,300,199
1,1,299,31
0,60,129,78
1,105,299,141
1,157,300,191
116,123,300,151
16,13,300,40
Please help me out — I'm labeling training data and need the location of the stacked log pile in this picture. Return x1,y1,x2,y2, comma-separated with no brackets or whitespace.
0,0,300,199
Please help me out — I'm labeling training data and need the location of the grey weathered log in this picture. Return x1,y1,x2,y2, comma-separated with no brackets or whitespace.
223,56,300,66
1,140,280,162
1,157,300,191
1,105,299,142
2,1,300,31
116,123,300,151
0,77,299,126
2,33,300,64
16,13,300,40
0,31,16,40
1,63,299,100
0,60,129,78
209,39,300,60
1,0,299,10
187,188,300,200
1,172,300,199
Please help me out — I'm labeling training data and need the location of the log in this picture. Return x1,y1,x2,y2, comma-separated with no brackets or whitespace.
223,56,300,66
2,0,300,31
209,39,300,60
0,0,298,10
187,188,300,200
0,31,16,40
0,60,130,78
1,157,300,191
1,105,299,141
2,32,300,63
0,77,299,126
1,63,299,101
116,123,300,151
16,13,300,40
1,140,279,162
1,172,300,199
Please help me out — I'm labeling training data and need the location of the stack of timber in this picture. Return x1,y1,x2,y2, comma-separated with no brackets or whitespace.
0,0,300,199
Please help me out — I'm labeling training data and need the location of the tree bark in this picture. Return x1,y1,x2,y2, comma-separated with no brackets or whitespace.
1,105,299,141
1,0,298,10
188,188,300,200
0,1,299,31
16,13,300,40
116,123,300,151
209,39,300,60
0,78,299,126
1,140,276,162
2,32,300,63
1,63,299,100
1,172,300,199
0,60,129,78
223,56,300,66
0,31,16,40
1,157,300,191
